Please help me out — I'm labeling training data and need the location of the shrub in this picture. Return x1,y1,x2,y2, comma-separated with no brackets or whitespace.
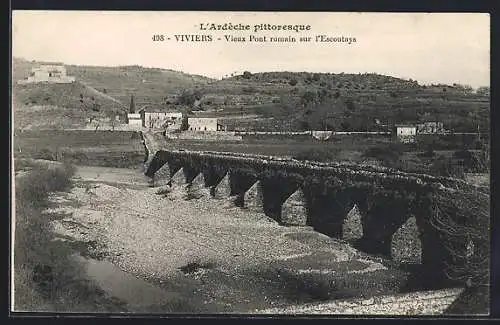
418,147,436,158
453,149,473,160
242,71,252,79
293,147,341,162
362,143,405,164
242,86,257,94
289,79,298,86
431,189,490,289
450,149,488,173
14,163,76,310
430,155,465,178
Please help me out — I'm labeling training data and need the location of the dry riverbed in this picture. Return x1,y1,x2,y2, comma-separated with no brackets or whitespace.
45,165,411,313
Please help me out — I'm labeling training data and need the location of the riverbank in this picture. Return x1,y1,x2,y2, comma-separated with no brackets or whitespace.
44,164,434,313
13,160,482,314
12,162,129,312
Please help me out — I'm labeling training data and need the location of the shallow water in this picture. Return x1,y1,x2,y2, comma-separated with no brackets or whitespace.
73,254,180,312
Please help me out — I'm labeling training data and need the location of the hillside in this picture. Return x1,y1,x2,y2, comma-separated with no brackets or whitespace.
186,71,490,133
12,81,128,130
12,58,490,133
12,57,214,108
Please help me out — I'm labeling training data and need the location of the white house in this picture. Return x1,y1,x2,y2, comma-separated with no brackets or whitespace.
17,65,75,84
395,125,417,143
127,113,142,127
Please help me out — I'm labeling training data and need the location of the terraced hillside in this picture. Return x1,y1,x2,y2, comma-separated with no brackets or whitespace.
12,81,127,130
186,72,490,133
12,57,214,108
12,58,489,134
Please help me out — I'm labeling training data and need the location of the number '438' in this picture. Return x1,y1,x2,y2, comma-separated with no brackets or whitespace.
152,35,165,41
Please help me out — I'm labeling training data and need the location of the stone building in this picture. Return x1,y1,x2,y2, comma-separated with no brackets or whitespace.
187,117,224,131
17,65,75,84
417,121,445,134
141,109,183,129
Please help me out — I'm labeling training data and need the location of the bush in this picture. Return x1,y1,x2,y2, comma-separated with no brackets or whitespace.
289,78,298,86
453,149,473,160
418,147,436,158
431,190,490,289
242,71,252,79
430,155,465,178
15,163,76,207
452,149,488,173
14,163,76,310
293,147,341,162
362,143,405,164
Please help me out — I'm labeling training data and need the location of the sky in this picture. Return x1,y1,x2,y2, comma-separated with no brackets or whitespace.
12,11,490,88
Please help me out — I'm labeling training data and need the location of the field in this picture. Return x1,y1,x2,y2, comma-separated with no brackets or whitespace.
161,132,490,179
13,130,146,168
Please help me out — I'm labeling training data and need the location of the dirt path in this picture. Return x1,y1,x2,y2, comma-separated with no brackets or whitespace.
47,165,412,313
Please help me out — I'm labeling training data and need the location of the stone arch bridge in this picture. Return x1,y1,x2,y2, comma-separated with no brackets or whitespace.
144,148,489,285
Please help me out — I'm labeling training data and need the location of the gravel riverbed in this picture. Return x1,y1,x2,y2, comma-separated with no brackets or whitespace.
46,165,410,313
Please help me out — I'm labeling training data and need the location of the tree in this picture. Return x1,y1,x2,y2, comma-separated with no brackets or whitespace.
429,189,489,288
106,109,119,131
178,91,196,107
180,115,189,131
476,86,490,96
344,98,356,111
129,94,136,113
242,71,252,79
300,91,317,107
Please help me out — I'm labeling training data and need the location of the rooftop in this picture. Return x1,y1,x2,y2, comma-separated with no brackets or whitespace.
137,105,181,113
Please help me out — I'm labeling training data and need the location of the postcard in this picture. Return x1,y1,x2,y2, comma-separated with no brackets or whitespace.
11,11,490,316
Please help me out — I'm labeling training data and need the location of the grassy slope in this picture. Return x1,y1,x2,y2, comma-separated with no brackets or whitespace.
189,72,490,132
12,57,213,106
12,58,215,128
12,82,127,130
65,64,213,106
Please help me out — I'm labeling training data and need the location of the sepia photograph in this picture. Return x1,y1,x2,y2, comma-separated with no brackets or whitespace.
10,11,491,316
